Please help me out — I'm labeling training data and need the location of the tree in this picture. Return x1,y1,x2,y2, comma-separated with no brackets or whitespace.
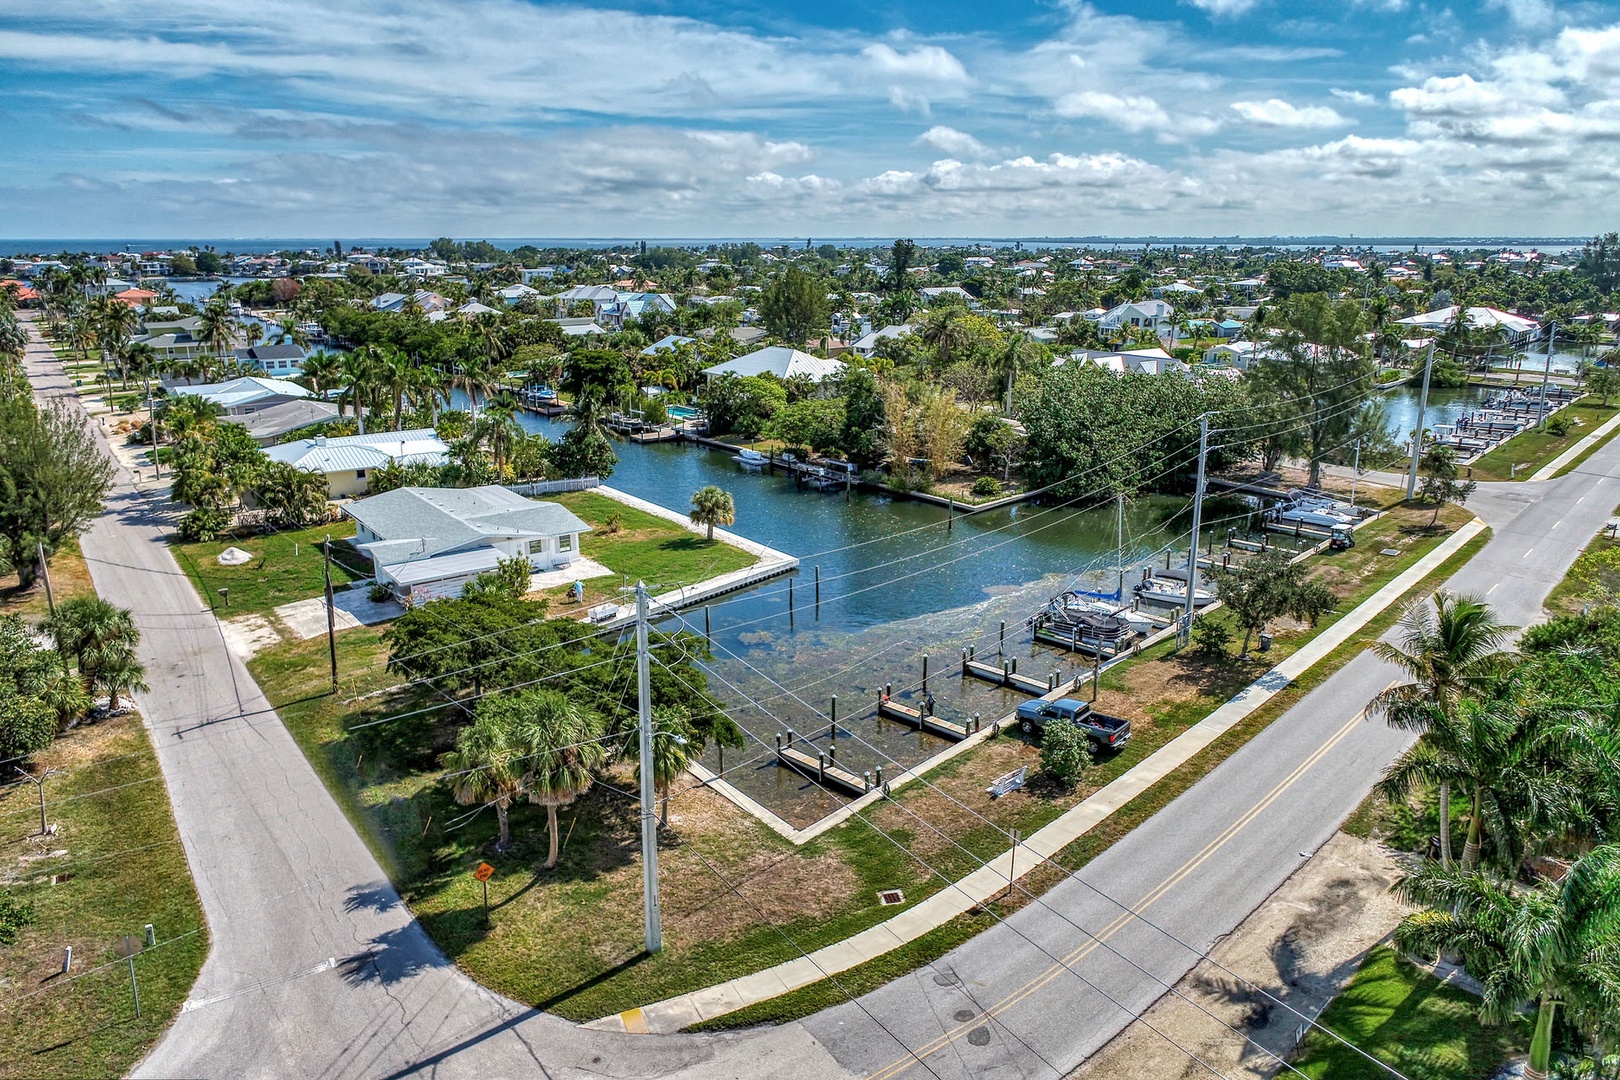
1040,718,1091,791
461,555,532,600
0,615,82,761
552,421,617,480
256,462,330,528
964,412,1017,476
758,267,830,345
765,397,845,454
1211,548,1337,655
699,373,785,439
1369,591,1515,867
689,485,735,541
837,366,887,469
915,386,969,481
197,302,237,367
1417,443,1476,526
1394,845,1620,1080
514,690,607,868
0,399,114,588
440,703,531,851
1575,231,1620,293
1588,364,1620,407
44,595,144,712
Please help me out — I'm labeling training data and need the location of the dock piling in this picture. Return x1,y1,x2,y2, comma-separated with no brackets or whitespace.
817,753,827,783
999,621,1006,655
1092,658,1101,701
830,695,838,735
922,655,929,692
814,565,820,607
704,605,711,639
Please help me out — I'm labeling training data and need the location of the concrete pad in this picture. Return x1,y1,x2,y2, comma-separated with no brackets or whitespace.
274,589,400,640
218,614,280,658
527,556,613,593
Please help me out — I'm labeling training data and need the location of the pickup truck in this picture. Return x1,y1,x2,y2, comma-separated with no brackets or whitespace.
1014,697,1131,752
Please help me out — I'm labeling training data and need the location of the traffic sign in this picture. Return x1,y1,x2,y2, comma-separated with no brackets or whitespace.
473,862,494,882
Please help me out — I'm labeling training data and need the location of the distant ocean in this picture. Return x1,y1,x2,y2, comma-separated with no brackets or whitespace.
0,235,1591,257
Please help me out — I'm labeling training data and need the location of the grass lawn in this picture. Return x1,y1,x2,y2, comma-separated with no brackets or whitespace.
1465,397,1620,481
170,520,367,617
0,539,96,622
256,486,1488,1026
1544,521,1620,617
537,491,757,611
1291,947,1523,1079
0,713,207,1078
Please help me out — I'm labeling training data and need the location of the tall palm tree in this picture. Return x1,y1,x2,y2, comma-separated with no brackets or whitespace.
1369,590,1515,866
298,350,343,399
276,317,311,349
197,302,237,369
373,348,418,432
471,393,524,476
689,485,735,541
517,690,606,869
1395,845,1620,1080
44,596,140,697
441,705,529,852
452,355,496,421
339,347,384,434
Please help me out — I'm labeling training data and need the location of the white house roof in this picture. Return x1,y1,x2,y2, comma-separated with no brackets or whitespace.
348,485,591,566
555,284,619,302
642,334,696,355
1396,306,1540,336
702,345,845,383
181,376,312,410
851,324,914,352
265,428,449,474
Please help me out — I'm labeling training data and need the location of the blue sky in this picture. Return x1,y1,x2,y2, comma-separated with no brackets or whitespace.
2,0,1618,238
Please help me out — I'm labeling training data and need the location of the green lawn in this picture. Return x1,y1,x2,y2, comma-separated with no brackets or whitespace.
1292,947,1523,1079
1465,398,1620,481
0,539,97,623
0,713,207,1079
170,520,367,616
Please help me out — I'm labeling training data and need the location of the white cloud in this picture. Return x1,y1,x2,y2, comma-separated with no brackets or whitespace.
1330,88,1378,106
1230,98,1348,128
1054,90,1172,131
914,126,989,158
1486,0,1557,30
860,43,969,84
1183,0,1261,16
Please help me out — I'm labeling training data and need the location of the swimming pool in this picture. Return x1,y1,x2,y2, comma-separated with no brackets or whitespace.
666,404,700,420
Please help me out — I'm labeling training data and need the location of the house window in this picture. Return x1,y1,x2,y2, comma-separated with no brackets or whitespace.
528,539,545,555
558,534,573,552
355,470,366,479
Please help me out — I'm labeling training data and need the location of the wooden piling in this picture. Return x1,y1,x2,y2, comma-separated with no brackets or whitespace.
922,654,929,691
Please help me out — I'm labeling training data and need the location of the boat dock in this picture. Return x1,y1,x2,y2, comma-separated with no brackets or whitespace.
775,736,872,797
876,695,971,741
962,652,1066,696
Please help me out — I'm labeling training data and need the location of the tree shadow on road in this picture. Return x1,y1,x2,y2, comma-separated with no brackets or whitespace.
336,924,448,987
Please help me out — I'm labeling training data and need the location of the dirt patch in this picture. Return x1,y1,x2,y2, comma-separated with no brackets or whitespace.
868,737,1043,859
1068,833,1415,1080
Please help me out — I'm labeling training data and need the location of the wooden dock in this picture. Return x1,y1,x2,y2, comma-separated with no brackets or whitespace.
777,744,871,796
628,426,680,443
877,698,970,741
962,657,1062,697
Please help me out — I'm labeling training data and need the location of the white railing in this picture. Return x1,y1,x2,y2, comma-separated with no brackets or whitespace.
506,476,601,495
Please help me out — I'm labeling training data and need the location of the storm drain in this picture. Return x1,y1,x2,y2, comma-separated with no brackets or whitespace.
878,889,906,906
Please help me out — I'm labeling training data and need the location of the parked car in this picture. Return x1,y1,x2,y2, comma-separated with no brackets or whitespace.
1014,697,1131,751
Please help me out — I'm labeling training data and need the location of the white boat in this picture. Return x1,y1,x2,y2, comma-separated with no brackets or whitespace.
1056,595,1162,635
1273,501,1356,529
1135,572,1216,608
732,448,768,470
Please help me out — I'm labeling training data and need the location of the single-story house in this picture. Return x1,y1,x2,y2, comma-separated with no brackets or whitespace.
1059,347,1188,376
235,399,341,446
703,345,845,383
347,485,592,603
642,334,696,355
496,283,540,305
264,429,449,498
548,317,609,337
235,343,308,377
1203,341,1265,369
850,323,913,359
174,376,312,415
1396,306,1541,347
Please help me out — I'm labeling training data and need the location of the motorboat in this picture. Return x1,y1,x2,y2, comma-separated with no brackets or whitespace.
1271,500,1356,529
732,447,769,470
1134,570,1216,608
1032,593,1139,657
1048,592,1160,635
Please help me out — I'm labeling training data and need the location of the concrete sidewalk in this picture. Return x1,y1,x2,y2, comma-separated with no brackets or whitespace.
591,517,1487,1035
1528,407,1620,481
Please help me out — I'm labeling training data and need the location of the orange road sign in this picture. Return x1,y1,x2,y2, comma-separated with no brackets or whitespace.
473,862,495,882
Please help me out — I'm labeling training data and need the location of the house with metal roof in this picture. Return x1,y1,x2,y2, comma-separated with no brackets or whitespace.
234,343,308,377
264,429,449,498
702,345,845,384
174,376,312,415
234,399,341,446
346,486,591,603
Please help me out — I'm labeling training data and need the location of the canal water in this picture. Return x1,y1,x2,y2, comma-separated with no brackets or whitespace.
506,408,1278,825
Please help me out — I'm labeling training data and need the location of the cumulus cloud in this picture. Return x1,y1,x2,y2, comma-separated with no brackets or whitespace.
1331,88,1378,106
914,125,989,158
1230,98,1348,128
1487,0,1557,29
860,43,969,84
1183,0,1261,16
1054,90,1172,131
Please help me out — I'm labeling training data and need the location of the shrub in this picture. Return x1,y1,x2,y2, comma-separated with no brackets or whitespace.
601,510,623,535
368,581,393,603
971,476,1001,497
1191,616,1234,657
1040,719,1092,791
1547,412,1573,437
177,507,231,542
0,896,35,946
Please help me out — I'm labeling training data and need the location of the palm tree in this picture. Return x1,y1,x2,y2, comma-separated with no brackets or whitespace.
44,596,140,698
197,302,237,368
918,306,970,374
440,705,529,852
1369,591,1515,866
689,485,735,541
276,317,311,349
96,648,149,712
619,707,693,826
470,394,524,476
517,690,606,868
298,350,343,399
374,348,417,431
452,355,496,421
1395,845,1620,1080
339,347,384,434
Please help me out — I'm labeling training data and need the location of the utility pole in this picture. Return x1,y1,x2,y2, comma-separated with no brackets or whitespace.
1182,415,1210,645
36,541,54,616
635,581,662,955
323,534,338,692
1537,321,1556,428
1406,340,1437,500
1349,439,1362,508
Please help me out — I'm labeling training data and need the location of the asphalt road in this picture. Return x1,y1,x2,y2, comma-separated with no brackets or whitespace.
22,316,1616,1079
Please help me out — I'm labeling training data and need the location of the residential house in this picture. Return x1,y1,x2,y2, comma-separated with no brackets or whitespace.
347,486,591,603
547,317,609,337
1098,300,1174,335
850,323,914,359
134,316,212,365
703,345,845,383
496,283,541,306
1396,306,1541,347
1202,341,1265,369
173,376,312,416
642,334,696,356
234,343,308,377
265,429,449,499
235,399,341,446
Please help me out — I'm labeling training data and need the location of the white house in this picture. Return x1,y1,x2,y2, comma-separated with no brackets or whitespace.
347,486,592,603
702,345,845,383
850,323,914,359
1098,300,1174,335
264,429,450,499
1396,306,1541,347
174,376,312,415
642,334,696,355
234,343,307,377
496,283,541,305
1202,341,1265,369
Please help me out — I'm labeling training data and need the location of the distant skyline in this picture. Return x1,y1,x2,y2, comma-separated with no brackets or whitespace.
3,0,1619,238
